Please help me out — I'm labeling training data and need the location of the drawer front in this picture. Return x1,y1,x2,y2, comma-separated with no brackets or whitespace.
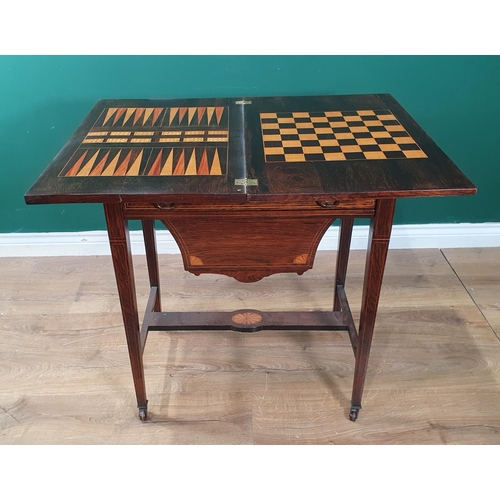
123,198,376,217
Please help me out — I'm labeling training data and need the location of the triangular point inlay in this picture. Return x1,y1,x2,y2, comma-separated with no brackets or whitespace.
107,150,129,176
169,108,178,126
143,108,154,125
207,107,215,125
197,149,209,175
123,108,136,126
161,149,173,175
188,108,197,126
103,108,117,126
127,150,143,176
215,107,224,125
197,107,206,125
133,108,145,126
65,151,87,176
210,148,222,175
113,108,127,125
185,149,197,175
148,151,162,176
84,151,109,177
153,108,163,125
178,107,188,124
173,149,185,175
102,150,121,176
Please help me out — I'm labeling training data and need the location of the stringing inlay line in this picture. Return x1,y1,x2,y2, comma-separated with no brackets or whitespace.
82,129,228,144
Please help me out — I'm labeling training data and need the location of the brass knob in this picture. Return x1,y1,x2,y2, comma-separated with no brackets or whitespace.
316,200,340,208
154,203,175,210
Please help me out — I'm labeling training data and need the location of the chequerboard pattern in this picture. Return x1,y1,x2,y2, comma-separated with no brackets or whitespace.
60,106,228,177
261,110,428,162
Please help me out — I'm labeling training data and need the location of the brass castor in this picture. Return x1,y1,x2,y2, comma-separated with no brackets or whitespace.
138,404,148,422
349,406,361,422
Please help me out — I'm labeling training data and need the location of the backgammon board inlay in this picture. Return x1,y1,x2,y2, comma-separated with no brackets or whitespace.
60,106,228,177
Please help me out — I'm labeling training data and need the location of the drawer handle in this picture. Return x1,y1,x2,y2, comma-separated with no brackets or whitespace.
316,200,340,208
154,203,176,210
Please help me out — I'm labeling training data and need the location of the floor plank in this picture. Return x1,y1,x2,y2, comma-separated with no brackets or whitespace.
1,249,499,444
442,247,500,339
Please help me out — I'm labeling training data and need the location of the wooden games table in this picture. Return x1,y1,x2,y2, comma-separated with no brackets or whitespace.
25,94,476,421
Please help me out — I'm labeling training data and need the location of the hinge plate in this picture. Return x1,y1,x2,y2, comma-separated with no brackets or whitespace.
235,178,258,186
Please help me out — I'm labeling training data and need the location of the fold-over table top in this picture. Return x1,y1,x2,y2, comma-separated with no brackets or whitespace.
25,94,476,204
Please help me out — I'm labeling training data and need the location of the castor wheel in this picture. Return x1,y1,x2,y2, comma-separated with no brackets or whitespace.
349,406,361,422
138,403,148,422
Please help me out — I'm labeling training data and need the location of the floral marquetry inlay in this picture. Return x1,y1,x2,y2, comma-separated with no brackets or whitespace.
231,312,263,325
189,256,204,266
293,254,309,264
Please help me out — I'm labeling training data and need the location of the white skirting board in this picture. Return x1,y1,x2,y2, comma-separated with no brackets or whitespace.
0,223,499,257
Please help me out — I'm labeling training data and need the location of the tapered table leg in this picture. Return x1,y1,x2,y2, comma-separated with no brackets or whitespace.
333,217,354,311
104,203,148,420
350,199,396,421
142,220,161,312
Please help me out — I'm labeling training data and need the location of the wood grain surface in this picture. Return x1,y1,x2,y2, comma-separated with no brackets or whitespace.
1,248,499,444
24,95,476,205
441,248,500,339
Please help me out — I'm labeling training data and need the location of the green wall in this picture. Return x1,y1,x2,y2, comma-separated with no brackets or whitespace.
1,55,498,233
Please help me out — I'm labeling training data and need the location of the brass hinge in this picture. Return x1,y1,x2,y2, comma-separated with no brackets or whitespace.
235,178,258,186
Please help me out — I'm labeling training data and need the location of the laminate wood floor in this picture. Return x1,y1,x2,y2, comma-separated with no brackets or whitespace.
1,247,499,444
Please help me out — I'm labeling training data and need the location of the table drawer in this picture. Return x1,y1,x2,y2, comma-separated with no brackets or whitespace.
123,198,376,217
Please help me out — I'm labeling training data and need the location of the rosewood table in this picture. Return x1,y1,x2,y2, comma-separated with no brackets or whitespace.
25,94,476,421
